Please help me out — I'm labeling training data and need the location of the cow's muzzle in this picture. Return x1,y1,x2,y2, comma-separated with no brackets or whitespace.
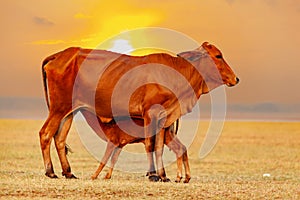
226,77,239,87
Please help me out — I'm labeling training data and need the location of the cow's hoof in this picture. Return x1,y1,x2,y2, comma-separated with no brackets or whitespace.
64,173,78,179
45,173,58,179
161,177,171,182
148,175,160,182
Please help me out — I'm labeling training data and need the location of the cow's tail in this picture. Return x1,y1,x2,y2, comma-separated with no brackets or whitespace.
41,53,57,109
41,53,74,155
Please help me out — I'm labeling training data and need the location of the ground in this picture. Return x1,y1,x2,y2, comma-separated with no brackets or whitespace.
0,119,299,199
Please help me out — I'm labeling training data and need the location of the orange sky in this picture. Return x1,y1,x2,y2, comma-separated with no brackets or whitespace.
1,0,300,107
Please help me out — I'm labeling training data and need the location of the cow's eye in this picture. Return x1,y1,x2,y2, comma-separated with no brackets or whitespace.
216,55,222,59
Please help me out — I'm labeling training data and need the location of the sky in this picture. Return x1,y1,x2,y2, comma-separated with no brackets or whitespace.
1,0,300,120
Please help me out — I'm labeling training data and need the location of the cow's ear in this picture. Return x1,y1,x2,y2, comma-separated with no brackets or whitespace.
178,51,201,62
202,42,212,49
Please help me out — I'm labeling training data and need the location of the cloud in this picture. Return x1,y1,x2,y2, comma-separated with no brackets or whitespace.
225,0,235,5
30,39,65,45
225,0,278,6
29,34,96,46
33,16,54,26
228,103,300,113
263,0,278,6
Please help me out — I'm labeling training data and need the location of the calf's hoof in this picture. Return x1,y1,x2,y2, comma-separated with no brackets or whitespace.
104,173,111,180
91,175,97,180
183,177,191,183
148,175,160,182
175,177,182,183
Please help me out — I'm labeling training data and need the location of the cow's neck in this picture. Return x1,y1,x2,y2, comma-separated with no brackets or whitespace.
198,80,209,96
178,58,222,99
170,58,207,116
184,60,208,100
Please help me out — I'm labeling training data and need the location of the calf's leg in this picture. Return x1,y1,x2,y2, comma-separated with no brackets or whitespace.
165,131,191,183
182,150,191,183
104,147,122,179
91,141,116,180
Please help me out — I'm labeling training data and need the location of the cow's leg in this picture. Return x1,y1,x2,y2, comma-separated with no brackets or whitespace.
155,129,170,182
91,141,116,180
39,114,64,178
104,147,122,179
145,137,158,181
53,114,77,179
144,115,159,182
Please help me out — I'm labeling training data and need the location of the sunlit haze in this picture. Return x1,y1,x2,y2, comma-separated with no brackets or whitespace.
1,0,299,120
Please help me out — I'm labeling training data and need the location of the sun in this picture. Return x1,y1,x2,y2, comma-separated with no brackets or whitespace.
81,0,163,48
86,13,162,48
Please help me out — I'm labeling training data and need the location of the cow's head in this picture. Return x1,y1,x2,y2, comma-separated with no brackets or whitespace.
201,42,239,87
178,42,239,89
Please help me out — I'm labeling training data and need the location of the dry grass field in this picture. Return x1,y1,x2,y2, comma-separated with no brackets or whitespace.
0,119,299,199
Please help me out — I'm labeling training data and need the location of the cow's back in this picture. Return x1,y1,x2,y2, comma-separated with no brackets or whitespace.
93,53,181,119
43,47,82,113
44,47,201,127
44,47,81,74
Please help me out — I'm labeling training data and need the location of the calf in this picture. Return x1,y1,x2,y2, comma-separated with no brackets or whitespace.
81,110,191,183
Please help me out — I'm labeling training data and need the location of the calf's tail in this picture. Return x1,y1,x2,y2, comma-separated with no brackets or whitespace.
174,118,180,135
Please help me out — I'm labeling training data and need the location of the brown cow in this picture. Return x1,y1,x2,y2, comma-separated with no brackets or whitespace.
39,42,239,181
80,110,190,183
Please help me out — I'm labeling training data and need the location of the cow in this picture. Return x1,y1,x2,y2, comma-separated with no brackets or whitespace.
39,42,239,181
80,109,191,183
